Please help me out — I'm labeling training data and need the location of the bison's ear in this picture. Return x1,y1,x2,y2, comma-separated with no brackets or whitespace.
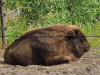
67,31,75,40
68,31,73,35
68,29,80,35
74,29,85,38
74,29,80,35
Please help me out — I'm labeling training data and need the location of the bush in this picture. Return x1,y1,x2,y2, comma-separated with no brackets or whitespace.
5,0,100,25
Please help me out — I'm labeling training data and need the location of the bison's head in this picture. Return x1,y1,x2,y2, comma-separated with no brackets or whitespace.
67,28,91,58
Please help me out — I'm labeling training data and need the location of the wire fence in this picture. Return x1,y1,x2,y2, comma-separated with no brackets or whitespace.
1,35,100,37
0,0,100,48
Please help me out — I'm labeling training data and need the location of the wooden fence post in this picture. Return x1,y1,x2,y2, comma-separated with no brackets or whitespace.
0,0,7,48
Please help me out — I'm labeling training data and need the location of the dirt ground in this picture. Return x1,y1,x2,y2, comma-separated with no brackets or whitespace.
0,48,100,75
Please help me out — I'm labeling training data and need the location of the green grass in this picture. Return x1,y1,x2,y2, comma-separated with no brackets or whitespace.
4,21,100,48
80,22,100,48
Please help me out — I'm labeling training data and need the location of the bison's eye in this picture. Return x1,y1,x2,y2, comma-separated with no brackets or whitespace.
77,34,85,39
79,35,86,41
78,36,87,44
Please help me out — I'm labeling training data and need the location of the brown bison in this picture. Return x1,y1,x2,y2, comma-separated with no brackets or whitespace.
4,24,91,66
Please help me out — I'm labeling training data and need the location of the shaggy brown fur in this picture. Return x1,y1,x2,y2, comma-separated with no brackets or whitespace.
4,24,91,66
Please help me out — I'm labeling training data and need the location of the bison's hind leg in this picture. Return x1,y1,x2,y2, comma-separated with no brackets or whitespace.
9,52,32,66
4,50,32,66
45,55,71,66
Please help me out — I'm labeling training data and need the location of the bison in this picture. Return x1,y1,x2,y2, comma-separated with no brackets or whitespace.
4,24,91,66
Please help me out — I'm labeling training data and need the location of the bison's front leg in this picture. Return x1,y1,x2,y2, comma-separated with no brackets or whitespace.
45,55,71,66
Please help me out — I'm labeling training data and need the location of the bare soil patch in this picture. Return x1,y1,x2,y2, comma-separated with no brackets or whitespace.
0,48,100,75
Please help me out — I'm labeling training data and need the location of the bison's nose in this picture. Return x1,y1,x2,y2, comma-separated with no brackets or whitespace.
89,44,91,48
87,43,91,48
84,43,91,52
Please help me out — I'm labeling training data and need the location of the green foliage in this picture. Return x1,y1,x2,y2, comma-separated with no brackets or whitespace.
5,0,100,25
6,18,29,43
1,0,100,48
80,22,100,48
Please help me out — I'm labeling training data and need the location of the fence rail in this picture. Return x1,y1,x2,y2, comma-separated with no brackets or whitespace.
0,35,100,37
